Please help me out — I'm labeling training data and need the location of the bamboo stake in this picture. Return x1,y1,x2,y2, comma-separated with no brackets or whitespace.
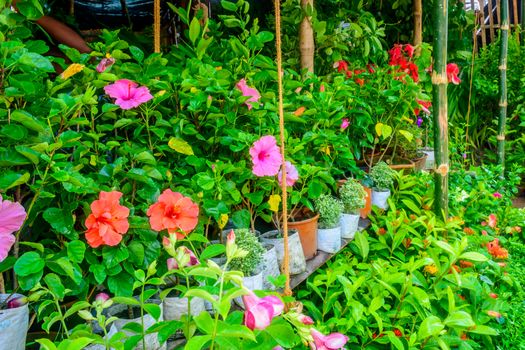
497,0,509,174
497,0,501,29
488,0,495,41
432,0,449,218
479,0,487,47
274,0,292,296
299,0,315,73
413,0,423,55
153,0,161,53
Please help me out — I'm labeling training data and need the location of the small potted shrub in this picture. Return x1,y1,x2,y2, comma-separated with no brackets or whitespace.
339,179,367,239
315,194,344,253
229,229,265,298
370,161,395,209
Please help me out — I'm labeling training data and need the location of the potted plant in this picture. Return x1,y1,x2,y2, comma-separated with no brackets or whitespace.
260,228,307,275
315,194,344,254
370,161,396,209
259,242,281,290
339,179,366,239
0,294,29,350
229,229,265,291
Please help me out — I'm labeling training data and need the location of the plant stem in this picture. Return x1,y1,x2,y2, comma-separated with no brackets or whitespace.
210,262,228,350
55,299,70,338
140,284,146,350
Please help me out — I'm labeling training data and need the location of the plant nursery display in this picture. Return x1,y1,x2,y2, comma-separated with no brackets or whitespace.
0,0,524,349
369,161,396,209
315,194,344,254
339,179,367,239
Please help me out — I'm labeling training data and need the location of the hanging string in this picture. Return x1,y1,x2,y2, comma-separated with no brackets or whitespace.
273,0,291,296
154,0,161,53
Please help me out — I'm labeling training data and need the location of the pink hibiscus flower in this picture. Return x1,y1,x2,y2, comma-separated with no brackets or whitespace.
104,79,153,110
236,79,261,110
243,290,284,330
250,135,282,177
0,195,27,262
278,161,299,187
310,328,348,350
446,63,461,85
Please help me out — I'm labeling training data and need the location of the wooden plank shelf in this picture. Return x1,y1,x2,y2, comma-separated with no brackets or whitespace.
290,218,370,289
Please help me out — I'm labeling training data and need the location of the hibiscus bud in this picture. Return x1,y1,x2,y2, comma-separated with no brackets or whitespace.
299,314,314,325
227,230,235,246
319,84,325,92
163,235,177,257
487,310,502,318
95,293,110,302
7,296,27,309
167,257,178,270
489,293,498,299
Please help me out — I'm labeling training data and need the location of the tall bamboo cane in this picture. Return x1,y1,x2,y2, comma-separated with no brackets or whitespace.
497,0,509,174
299,0,315,73
432,0,449,218
413,0,423,55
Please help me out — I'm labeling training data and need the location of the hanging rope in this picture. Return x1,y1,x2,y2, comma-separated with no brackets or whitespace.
273,0,291,296
154,0,161,53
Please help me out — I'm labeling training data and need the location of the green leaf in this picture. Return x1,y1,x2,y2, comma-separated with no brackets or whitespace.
67,240,86,263
168,137,194,155
64,301,91,319
10,110,45,132
184,288,216,304
398,129,413,142
0,171,30,190
468,324,498,336
143,303,162,321
112,296,140,306
89,264,107,284
14,251,44,276
375,122,392,139
44,273,66,299
18,52,54,72
107,273,134,297
189,17,200,45
261,321,297,348
353,231,369,260
43,208,74,237
194,311,214,334
221,1,238,11
418,316,444,340
185,335,211,350
444,311,475,328
36,339,57,350
458,252,488,262
200,244,225,260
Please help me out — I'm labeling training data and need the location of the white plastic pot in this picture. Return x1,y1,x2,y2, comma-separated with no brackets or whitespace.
257,243,280,290
372,189,391,210
235,271,263,307
163,296,206,321
419,147,435,170
317,226,342,253
340,213,360,240
260,229,306,275
0,294,29,350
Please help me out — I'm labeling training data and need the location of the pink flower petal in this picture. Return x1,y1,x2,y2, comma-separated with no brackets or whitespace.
104,79,152,110
278,161,299,187
0,234,16,262
236,79,261,110
250,135,282,177
0,195,26,235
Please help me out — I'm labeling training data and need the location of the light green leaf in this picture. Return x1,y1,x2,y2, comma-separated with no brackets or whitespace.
168,137,194,155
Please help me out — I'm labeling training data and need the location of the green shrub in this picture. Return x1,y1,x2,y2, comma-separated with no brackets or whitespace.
339,179,366,214
370,161,395,190
315,194,344,229
228,229,264,276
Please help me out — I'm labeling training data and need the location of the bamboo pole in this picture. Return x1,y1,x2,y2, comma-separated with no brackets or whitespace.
497,0,501,29
432,0,449,218
497,0,509,173
299,0,315,73
274,0,292,296
479,0,487,47
488,0,495,41
413,0,423,55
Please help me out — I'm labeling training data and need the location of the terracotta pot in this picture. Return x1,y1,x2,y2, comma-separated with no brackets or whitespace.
287,209,319,260
360,185,372,219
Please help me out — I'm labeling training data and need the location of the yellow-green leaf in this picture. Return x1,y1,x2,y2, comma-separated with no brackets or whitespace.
168,137,194,155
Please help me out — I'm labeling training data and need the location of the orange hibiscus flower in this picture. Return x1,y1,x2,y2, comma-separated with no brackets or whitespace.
85,191,130,248
147,189,199,238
